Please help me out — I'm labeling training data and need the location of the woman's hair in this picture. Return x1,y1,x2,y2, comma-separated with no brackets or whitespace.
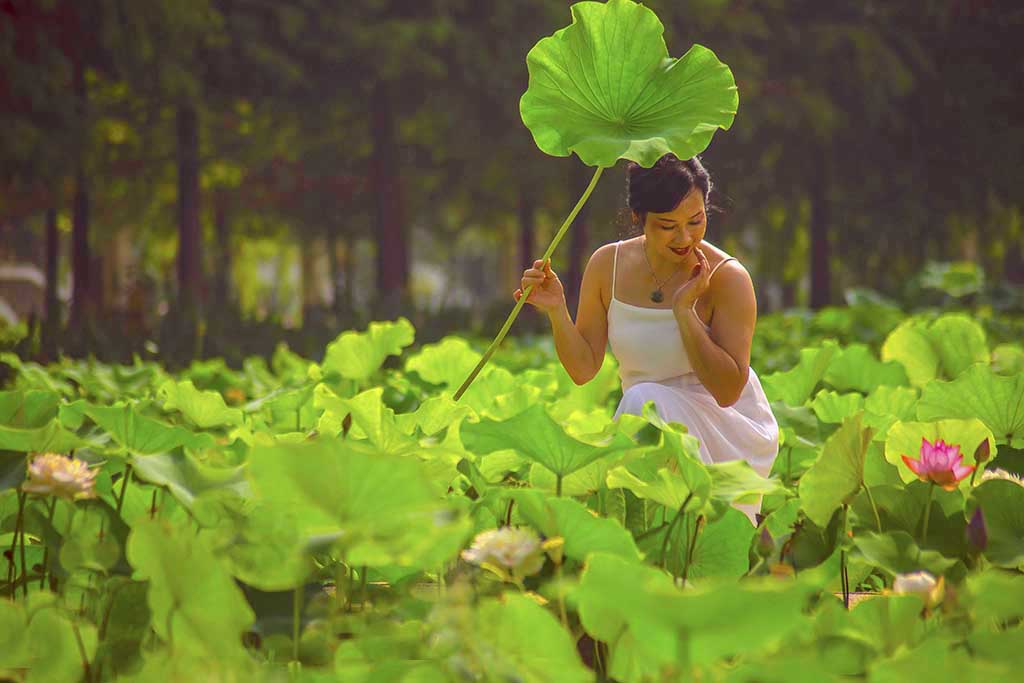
618,153,713,238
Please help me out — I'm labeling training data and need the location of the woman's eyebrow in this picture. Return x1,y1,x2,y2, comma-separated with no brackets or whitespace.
658,210,704,223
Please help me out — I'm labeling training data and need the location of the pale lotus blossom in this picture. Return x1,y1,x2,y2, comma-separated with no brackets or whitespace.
461,526,545,579
892,570,944,607
901,438,974,490
22,453,98,501
980,468,1024,488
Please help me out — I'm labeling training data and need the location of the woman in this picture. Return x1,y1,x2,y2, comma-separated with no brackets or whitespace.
513,153,779,524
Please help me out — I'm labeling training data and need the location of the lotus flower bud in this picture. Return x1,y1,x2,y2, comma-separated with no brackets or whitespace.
966,507,987,552
756,527,774,558
973,439,991,464
892,570,944,608
22,453,98,501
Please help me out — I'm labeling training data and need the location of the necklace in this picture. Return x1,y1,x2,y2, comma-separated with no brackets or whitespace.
641,236,682,303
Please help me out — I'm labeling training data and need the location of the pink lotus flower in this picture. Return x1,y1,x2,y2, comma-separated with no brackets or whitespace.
901,438,974,491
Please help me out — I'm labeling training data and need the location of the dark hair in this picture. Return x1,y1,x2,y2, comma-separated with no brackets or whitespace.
618,153,713,238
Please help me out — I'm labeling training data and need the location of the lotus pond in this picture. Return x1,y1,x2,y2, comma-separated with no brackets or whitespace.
1,301,1024,683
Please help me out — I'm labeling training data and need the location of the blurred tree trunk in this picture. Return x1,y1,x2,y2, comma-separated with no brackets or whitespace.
518,181,535,270
809,152,831,309
176,103,203,354
370,82,408,316
41,207,60,360
213,190,232,309
69,54,92,329
565,161,591,316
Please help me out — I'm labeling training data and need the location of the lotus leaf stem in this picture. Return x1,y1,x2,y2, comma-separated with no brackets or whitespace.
863,485,882,532
453,165,606,401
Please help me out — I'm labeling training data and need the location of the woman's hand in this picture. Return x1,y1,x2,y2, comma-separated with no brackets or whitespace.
671,247,712,315
514,258,565,315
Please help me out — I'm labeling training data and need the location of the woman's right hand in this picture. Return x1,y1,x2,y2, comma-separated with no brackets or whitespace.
514,258,565,315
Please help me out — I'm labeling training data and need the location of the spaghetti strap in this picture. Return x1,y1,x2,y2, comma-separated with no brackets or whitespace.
708,256,737,280
612,241,620,300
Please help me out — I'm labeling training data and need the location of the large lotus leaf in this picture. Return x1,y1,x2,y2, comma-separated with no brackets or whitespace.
707,460,786,506
315,385,411,453
572,553,816,677
59,504,121,574
156,379,244,429
966,569,1024,625
870,636,1011,683
851,530,959,578
0,352,75,396
916,365,1024,447
863,385,919,441
510,488,641,562
473,595,592,683
460,402,636,480
861,441,903,488
991,343,1024,375
129,450,250,510
530,451,627,497
192,491,313,591
881,320,939,387
0,593,99,682
637,505,754,581
519,0,737,168
884,418,994,487
811,390,865,425
969,480,1024,568
247,438,464,568
928,313,989,379
126,518,255,661
0,418,88,453
799,413,874,527
851,481,966,557
762,341,839,407
453,364,540,421
393,394,475,438
549,353,621,420
320,317,415,382
245,384,319,433
824,344,909,394
0,389,61,427
60,400,214,455
404,336,481,388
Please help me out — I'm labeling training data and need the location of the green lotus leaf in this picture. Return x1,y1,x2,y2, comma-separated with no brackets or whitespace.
966,569,1024,625
799,412,875,527
129,450,250,511
824,343,909,394
811,390,865,425
474,595,593,683
404,336,481,388
707,459,786,506
970,480,1024,568
314,385,412,453
0,389,61,427
884,418,994,487
862,385,919,441
393,393,475,438
881,319,938,387
851,481,966,557
60,400,215,455
509,488,641,562
762,341,839,407
126,518,255,661
157,379,244,429
916,364,1024,447
571,552,816,677
991,343,1024,375
460,402,636,483
870,636,1011,683
247,438,464,568
520,0,737,168
530,452,625,497
637,505,755,580
0,418,88,453
928,313,989,379
851,530,959,578
320,317,415,382
882,314,989,388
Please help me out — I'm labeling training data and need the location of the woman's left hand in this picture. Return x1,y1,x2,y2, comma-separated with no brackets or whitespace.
671,247,711,315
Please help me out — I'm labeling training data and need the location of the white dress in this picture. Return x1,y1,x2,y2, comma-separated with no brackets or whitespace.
607,240,779,523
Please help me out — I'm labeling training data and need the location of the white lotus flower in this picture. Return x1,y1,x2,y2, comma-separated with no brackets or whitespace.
22,453,98,501
892,570,944,607
461,526,545,579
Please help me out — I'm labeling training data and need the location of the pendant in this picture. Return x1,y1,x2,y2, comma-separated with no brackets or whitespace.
650,289,664,303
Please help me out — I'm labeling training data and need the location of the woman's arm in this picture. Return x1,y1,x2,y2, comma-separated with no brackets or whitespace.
548,245,613,385
674,262,756,407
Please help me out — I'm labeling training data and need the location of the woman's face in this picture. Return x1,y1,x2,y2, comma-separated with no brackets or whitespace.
635,188,707,266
